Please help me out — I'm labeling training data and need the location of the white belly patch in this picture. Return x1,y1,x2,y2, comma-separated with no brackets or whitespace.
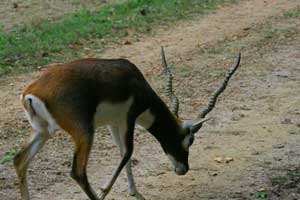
94,96,155,129
136,109,155,129
94,97,134,127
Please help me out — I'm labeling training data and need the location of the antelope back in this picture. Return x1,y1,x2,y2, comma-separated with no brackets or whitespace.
22,58,153,133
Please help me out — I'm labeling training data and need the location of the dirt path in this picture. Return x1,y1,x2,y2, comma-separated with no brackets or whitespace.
98,0,297,74
0,0,124,32
1,0,300,199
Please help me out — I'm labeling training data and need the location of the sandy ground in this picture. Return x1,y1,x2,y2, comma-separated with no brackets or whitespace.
1,0,300,199
0,0,124,32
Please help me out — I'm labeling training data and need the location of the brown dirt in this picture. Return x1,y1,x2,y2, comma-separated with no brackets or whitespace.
0,0,124,32
1,0,300,199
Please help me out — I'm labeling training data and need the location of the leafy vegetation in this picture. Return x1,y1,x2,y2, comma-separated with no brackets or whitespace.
0,0,234,76
255,191,268,199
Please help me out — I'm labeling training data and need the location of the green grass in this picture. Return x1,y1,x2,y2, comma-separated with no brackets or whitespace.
0,0,234,76
207,46,225,54
168,64,192,78
271,171,300,186
0,149,18,165
270,167,300,194
284,8,300,18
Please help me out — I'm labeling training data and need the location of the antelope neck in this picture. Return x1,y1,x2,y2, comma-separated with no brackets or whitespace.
147,96,184,152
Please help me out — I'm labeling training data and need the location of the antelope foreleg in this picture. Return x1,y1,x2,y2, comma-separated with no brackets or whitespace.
99,123,134,200
108,125,145,199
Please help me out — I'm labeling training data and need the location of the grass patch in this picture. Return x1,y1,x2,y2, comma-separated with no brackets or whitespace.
169,64,192,78
271,171,300,187
264,30,276,39
0,149,18,165
207,46,225,54
270,166,300,196
0,0,235,76
284,8,300,18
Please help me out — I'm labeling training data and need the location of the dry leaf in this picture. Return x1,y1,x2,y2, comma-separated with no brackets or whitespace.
214,157,223,163
225,157,234,163
124,40,132,45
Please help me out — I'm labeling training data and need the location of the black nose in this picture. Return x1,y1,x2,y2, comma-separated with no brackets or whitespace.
175,165,189,175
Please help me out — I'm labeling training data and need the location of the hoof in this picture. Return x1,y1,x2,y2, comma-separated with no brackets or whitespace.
99,188,109,200
130,191,145,200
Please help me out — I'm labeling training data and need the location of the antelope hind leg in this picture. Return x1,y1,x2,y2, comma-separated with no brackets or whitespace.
13,131,49,200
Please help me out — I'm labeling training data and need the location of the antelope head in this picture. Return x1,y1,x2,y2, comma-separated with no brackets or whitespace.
161,47,241,165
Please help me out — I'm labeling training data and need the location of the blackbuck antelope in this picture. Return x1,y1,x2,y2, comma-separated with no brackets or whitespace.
14,47,241,200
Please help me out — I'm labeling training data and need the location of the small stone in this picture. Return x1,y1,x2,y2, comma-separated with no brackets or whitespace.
273,144,285,149
243,27,251,31
274,70,290,78
279,35,286,40
289,130,298,135
251,151,260,155
232,112,246,121
123,40,132,45
131,158,139,166
214,157,223,163
140,8,147,16
274,157,282,161
231,113,241,121
281,118,292,124
41,52,49,57
209,172,218,176
62,160,71,167
287,192,298,200
287,109,300,115
225,157,234,163
13,3,18,8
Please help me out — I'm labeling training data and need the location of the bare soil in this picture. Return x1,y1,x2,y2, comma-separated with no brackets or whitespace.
1,0,300,199
0,0,124,32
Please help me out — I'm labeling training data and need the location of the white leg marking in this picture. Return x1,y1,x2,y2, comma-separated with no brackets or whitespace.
107,125,145,200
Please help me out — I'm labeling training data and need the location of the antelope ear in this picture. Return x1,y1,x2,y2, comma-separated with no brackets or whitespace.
182,120,193,130
190,118,211,134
